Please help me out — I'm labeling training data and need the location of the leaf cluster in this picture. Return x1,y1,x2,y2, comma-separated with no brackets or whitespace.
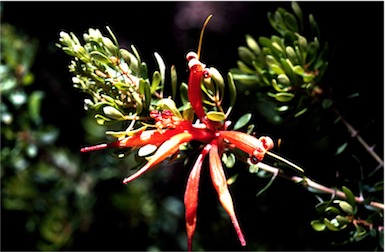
57,27,167,126
57,27,238,138
231,2,329,118
311,186,383,249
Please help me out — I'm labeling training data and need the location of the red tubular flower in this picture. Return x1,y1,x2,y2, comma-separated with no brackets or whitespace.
219,130,274,164
186,52,210,123
82,110,273,250
81,50,275,251
122,131,193,184
184,144,212,251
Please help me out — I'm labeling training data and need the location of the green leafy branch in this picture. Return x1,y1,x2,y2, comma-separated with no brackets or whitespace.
231,1,328,118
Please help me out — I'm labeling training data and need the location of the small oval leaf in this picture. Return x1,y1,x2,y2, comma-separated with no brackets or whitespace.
311,220,326,231
207,111,226,122
245,34,261,55
103,106,125,120
339,201,354,215
233,113,252,130
342,186,356,207
275,92,295,102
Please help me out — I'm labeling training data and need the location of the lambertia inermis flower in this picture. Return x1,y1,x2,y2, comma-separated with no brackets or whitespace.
81,49,274,250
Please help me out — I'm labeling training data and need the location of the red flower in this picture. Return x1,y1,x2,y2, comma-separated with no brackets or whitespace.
81,53,274,250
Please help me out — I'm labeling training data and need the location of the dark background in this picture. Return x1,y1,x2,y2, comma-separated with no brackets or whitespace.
1,1,384,251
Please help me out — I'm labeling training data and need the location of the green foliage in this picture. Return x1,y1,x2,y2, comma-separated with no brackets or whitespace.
1,23,118,251
57,27,235,138
310,186,383,249
231,2,329,121
57,27,161,125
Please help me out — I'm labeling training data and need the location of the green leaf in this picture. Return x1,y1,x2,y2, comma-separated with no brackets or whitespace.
342,186,356,208
277,74,290,85
291,2,303,31
106,26,119,51
102,36,118,56
131,45,142,67
286,46,298,64
180,83,189,105
276,105,289,112
339,201,354,215
95,114,112,125
284,12,299,32
238,46,256,66
293,65,304,75
226,174,238,185
258,36,272,48
182,107,194,122
336,215,350,227
222,152,236,169
209,67,225,99
151,71,161,94
132,92,143,115
120,48,138,74
272,41,284,54
207,111,226,122
324,218,340,231
270,64,285,75
28,91,44,124
157,98,182,118
233,113,252,130
231,72,259,86
325,206,341,214
236,60,256,74
296,33,308,53
139,79,151,111
139,62,148,80
303,72,314,82
354,224,367,237
103,106,125,120
245,34,261,55
154,52,166,86
309,14,321,39
271,79,285,92
171,65,177,99
249,164,259,173
275,92,294,102
294,107,308,117
335,142,348,155
227,72,237,116
106,125,147,138
265,55,279,66
280,58,294,79
311,220,326,231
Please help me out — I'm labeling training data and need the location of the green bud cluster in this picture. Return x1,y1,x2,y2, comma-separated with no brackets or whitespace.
231,2,328,117
57,27,166,126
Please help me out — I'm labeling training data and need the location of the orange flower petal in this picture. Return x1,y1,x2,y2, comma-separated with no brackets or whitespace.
81,128,186,152
220,130,274,162
209,139,246,247
123,132,193,184
184,144,212,251
187,59,206,120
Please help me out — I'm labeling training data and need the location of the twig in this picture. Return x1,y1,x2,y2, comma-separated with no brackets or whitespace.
334,109,384,168
255,162,384,210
